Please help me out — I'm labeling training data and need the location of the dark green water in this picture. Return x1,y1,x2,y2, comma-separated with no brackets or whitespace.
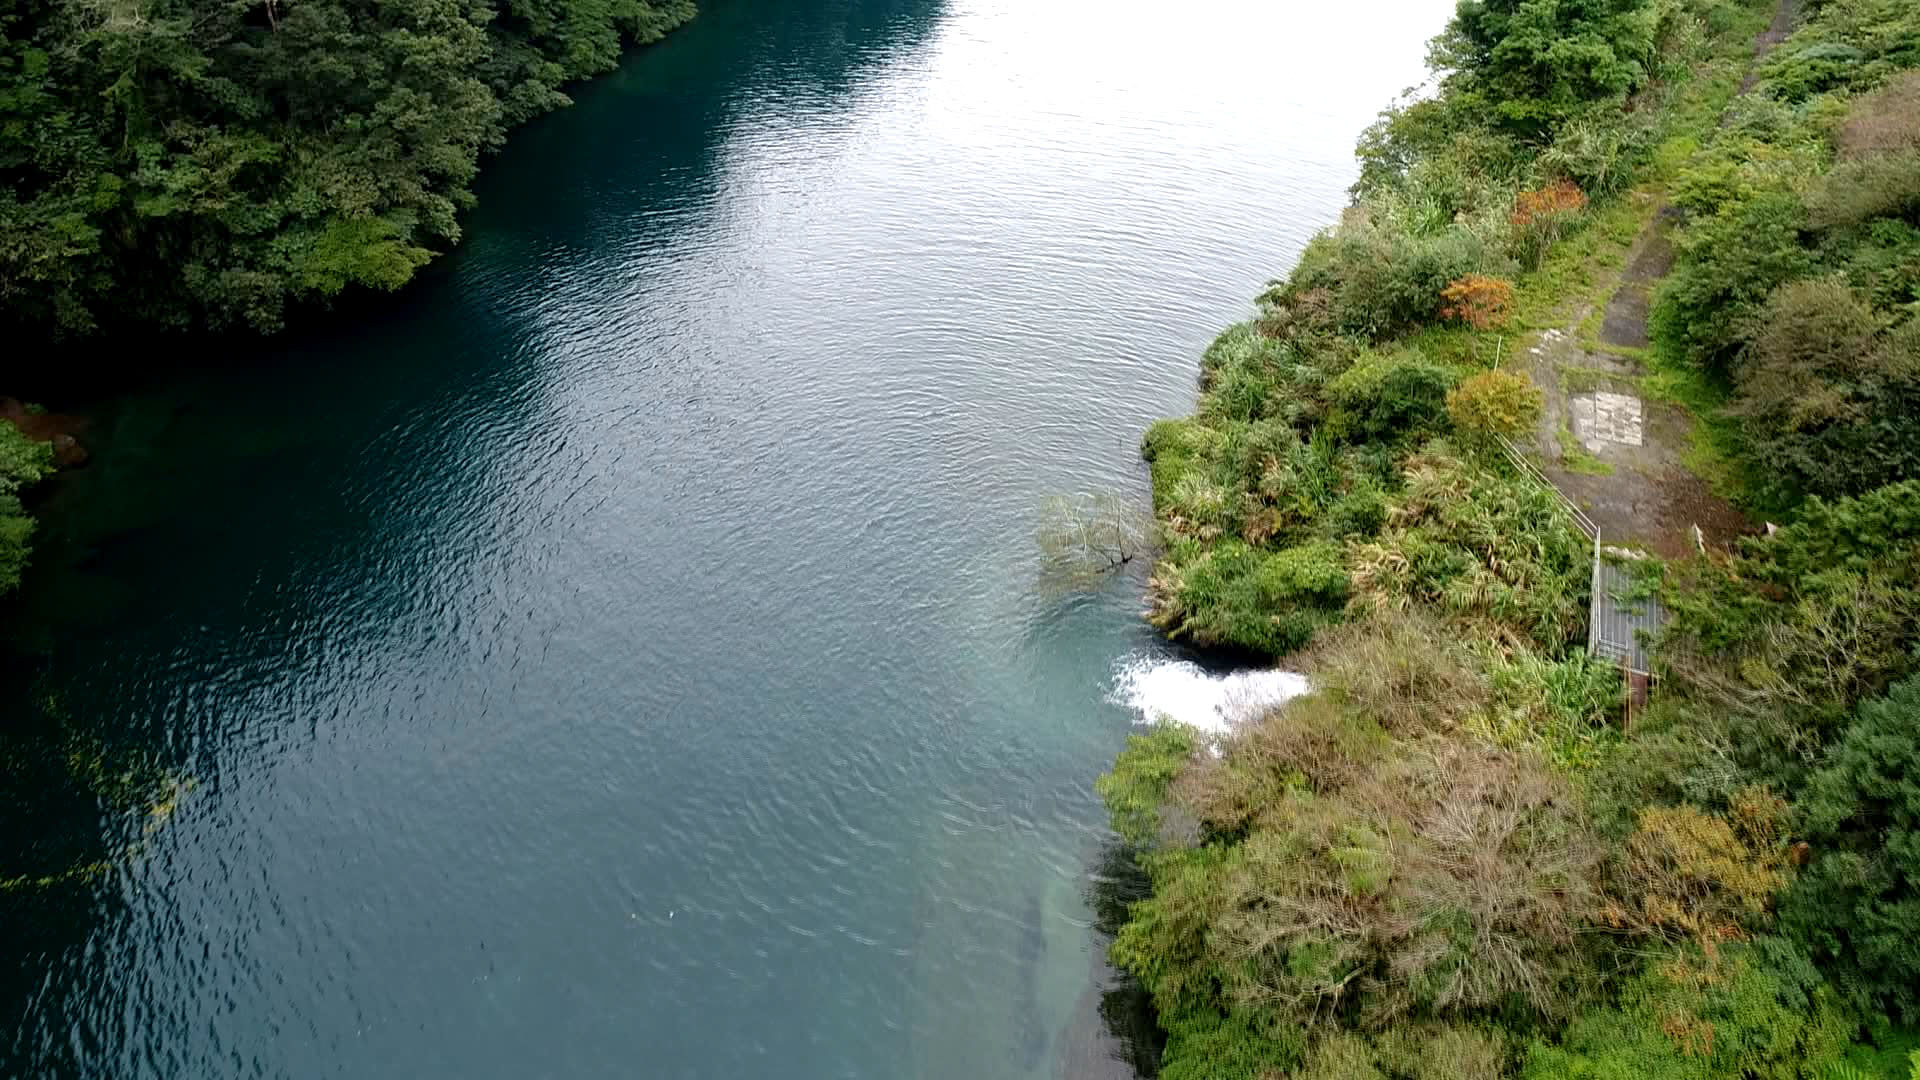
2,0,1439,1074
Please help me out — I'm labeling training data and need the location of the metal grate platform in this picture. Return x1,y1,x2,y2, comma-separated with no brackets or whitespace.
1588,544,1665,677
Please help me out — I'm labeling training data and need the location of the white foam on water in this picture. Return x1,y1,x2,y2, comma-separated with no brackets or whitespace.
1107,654,1311,736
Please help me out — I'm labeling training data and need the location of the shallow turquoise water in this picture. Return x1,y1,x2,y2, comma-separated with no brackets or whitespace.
1,0,1440,1074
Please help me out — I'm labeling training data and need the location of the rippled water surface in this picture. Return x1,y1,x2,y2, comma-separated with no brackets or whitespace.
3,0,1440,1074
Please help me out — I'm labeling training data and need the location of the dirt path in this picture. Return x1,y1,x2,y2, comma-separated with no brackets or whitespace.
1514,0,1799,557
1741,0,1802,92
1518,211,1747,557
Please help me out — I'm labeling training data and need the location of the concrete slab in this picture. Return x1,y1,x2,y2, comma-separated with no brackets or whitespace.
1571,391,1644,449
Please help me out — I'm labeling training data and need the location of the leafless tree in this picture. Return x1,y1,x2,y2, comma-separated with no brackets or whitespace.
1036,492,1153,594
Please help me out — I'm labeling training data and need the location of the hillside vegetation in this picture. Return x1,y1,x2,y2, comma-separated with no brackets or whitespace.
1105,0,1920,1074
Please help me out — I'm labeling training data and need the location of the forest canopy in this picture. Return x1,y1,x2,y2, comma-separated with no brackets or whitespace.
0,0,694,336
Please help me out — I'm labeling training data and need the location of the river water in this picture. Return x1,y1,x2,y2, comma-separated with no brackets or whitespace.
1,0,1438,1074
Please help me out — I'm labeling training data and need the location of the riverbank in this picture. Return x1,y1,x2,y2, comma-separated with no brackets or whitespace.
0,400,88,468
0,398,86,599
1106,0,1920,1071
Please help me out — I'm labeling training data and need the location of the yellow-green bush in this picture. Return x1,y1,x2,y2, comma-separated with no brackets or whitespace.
1446,370,1545,441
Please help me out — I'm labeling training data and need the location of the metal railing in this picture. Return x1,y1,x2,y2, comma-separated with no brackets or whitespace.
1492,434,1648,676
1496,435,1599,540
1586,529,1607,659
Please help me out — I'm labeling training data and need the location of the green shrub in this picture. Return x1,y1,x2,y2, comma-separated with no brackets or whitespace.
0,502,35,594
1106,842,1248,1022
1749,480,1920,585
1543,110,1658,197
1146,540,1349,656
1278,219,1506,339
1198,323,1312,423
1652,94,1833,375
1761,0,1920,99
1653,189,1814,372
1144,418,1234,537
1740,277,1880,381
1143,417,1223,477
1325,481,1390,540
1656,482,1920,786
1254,540,1350,607
1231,419,1312,495
1356,100,1528,209
1158,1012,1307,1080
1836,219,1920,314
1433,0,1668,135
1479,650,1623,765
1160,474,1237,543
1808,151,1920,229
1097,725,1199,848
1768,41,1873,100
1349,447,1589,650
1328,351,1461,444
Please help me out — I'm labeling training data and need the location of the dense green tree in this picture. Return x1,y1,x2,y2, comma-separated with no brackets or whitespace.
1434,0,1666,134
1783,675,1920,1022
1731,281,1920,504
1520,941,1855,1079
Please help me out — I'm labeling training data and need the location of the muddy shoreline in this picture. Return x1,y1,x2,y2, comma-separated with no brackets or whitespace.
1,397,90,469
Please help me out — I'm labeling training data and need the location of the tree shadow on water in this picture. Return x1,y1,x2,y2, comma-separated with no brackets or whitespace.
1072,840,1164,1080
0,662,197,1073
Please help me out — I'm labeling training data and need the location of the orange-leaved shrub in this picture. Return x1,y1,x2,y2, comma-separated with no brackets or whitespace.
1510,180,1588,267
1438,274,1515,331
